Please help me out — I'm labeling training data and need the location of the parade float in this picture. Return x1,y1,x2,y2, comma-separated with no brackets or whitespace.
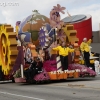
0,4,97,83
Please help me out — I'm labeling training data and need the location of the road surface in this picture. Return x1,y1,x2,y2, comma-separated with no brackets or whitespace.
0,76,100,100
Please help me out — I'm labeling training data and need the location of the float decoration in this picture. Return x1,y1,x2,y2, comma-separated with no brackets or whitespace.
68,64,96,77
57,29,66,42
38,24,55,49
0,4,97,83
18,10,49,46
0,25,18,75
49,4,65,29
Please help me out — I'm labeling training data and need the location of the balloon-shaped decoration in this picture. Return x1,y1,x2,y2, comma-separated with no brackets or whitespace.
18,10,49,46
49,4,66,29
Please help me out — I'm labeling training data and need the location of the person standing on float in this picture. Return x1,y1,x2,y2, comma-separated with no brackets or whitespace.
80,38,92,67
52,41,74,70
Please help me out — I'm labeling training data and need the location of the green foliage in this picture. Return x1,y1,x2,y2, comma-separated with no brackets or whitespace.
27,15,47,23
27,29,39,41
31,30,39,41
32,10,39,13
13,69,21,78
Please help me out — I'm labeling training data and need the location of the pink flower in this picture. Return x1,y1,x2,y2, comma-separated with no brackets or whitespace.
57,30,66,42
53,4,66,14
49,4,66,29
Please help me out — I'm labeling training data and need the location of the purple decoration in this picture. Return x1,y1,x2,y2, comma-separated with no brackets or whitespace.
19,32,31,42
43,60,57,72
24,32,31,42
39,27,46,47
68,64,96,77
16,21,21,26
18,15,32,34
38,23,55,48
45,23,55,37
12,46,24,72
34,69,50,81
17,15,32,42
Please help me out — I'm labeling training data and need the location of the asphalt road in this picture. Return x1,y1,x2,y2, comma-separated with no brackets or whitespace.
0,76,100,100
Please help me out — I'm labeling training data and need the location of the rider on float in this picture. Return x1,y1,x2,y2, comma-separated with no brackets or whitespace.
80,38,92,68
52,41,74,70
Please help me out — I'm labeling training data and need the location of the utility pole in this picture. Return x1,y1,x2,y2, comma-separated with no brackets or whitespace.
98,24,100,62
99,23,100,43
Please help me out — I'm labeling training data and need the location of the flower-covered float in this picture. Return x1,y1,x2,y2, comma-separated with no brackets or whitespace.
13,4,97,83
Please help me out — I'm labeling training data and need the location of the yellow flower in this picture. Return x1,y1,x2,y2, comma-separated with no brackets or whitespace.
90,60,94,64
79,60,84,64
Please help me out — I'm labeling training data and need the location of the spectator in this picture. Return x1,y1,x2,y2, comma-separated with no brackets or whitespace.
98,64,100,75
94,59,99,74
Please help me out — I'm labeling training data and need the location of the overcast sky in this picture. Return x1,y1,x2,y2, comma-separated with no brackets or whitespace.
0,0,100,31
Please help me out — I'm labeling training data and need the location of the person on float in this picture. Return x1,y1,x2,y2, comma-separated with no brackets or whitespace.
23,43,33,80
31,57,43,73
80,38,92,68
24,57,44,81
24,48,44,81
52,41,74,70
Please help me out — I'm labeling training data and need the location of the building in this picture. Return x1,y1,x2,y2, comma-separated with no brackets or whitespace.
62,14,92,44
91,31,100,61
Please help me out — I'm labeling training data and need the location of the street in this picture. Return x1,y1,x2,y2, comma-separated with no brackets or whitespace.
0,76,100,100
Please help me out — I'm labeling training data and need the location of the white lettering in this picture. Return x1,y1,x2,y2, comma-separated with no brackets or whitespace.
0,2,19,7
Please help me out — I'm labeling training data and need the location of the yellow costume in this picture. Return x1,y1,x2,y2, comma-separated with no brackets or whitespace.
80,39,92,52
52,46,74,56
80,39,92,67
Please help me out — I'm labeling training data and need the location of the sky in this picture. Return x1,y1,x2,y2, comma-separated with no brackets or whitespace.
0,0,100,31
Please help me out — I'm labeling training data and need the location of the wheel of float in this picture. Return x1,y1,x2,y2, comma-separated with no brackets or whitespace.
12,77,15,83
0,25,18,75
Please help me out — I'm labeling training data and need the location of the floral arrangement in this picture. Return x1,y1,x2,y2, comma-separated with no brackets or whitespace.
13,69,21,78
68,64,96,77
43,60,57,72
49,4,66,29
34,69,50,81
